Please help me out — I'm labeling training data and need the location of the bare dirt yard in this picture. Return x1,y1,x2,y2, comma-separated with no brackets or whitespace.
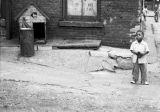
0,47,160,112
0,71,160,112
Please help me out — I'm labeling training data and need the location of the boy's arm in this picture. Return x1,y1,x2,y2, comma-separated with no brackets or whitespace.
141,51,149,56
130,42,138,55
140,43,150,56
146,9,148,13
130,50,138,55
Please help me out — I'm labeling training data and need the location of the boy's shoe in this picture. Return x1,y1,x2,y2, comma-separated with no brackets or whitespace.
141,81,149,85
130,80,136,84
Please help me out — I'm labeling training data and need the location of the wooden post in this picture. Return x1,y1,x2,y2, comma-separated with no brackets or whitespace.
0,0,1,17
5,0,12,39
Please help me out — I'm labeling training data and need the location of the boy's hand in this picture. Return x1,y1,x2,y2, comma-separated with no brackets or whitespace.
140,52,145,56
131,50,138,55
134,51,138,55
137,51,149,58
137,52,143,58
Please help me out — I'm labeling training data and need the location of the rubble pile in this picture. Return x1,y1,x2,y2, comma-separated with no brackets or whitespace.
88,47,133,72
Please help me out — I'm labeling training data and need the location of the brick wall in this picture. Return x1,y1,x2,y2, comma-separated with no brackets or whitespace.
12,0,140,48
101,0,140,48
0,19,6,40
1,0,12,39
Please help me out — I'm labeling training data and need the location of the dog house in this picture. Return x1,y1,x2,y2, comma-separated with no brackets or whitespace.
15,4,49,43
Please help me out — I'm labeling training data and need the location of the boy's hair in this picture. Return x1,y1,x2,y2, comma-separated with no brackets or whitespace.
145,5,147,8
136,30,144,37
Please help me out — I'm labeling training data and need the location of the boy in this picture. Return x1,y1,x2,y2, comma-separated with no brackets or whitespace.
143,6,148,21
130,30,150,85
154,4,159,22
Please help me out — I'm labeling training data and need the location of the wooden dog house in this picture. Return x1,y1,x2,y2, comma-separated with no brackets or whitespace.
15,4,49,43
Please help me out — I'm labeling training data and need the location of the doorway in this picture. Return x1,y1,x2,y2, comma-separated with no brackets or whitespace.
33,22,46,43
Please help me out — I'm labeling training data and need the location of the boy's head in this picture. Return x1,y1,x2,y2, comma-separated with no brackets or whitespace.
136,30,144,43
145,5,147,8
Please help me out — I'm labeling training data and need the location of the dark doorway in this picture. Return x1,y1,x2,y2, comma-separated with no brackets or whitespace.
33,23,45,42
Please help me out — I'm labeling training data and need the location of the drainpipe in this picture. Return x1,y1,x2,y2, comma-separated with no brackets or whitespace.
143,0,145,9
140,0,144,30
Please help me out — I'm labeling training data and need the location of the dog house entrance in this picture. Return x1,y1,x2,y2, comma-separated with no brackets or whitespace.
15,4,49,44
33,23,46,43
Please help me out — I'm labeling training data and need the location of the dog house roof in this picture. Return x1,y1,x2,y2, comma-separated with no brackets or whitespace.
15,3,49,21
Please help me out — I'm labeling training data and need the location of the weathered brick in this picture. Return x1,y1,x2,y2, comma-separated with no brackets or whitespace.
12,0,140,48
0,27,6,36
0,19,6,27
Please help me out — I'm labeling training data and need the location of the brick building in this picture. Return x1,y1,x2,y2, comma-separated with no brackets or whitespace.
3,0,143,48
0,0,12,40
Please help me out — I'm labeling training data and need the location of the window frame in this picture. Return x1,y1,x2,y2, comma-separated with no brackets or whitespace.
62,0,101,22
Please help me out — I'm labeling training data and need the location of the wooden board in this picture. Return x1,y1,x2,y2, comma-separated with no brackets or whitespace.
52,40,101,49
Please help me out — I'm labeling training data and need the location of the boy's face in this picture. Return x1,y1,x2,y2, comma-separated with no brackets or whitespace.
136,32,144,42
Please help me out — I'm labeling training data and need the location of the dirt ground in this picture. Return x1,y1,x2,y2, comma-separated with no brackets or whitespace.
0,47,160,112
0,71,160,112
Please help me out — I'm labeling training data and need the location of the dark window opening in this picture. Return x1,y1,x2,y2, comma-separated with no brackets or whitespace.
33,23,45,42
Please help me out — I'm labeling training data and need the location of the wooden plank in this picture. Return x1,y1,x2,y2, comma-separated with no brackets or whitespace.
59,21,104,27
52,40,101,49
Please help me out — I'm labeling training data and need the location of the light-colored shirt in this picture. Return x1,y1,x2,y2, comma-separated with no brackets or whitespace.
130,40,149,64
143,8,148,16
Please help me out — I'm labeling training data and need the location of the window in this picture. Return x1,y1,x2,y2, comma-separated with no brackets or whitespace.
67,0,97,16
63,0,100,21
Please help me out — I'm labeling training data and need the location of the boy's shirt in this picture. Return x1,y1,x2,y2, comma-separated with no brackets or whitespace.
156,8,160,13
130,40,149,64
143,8,148,16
